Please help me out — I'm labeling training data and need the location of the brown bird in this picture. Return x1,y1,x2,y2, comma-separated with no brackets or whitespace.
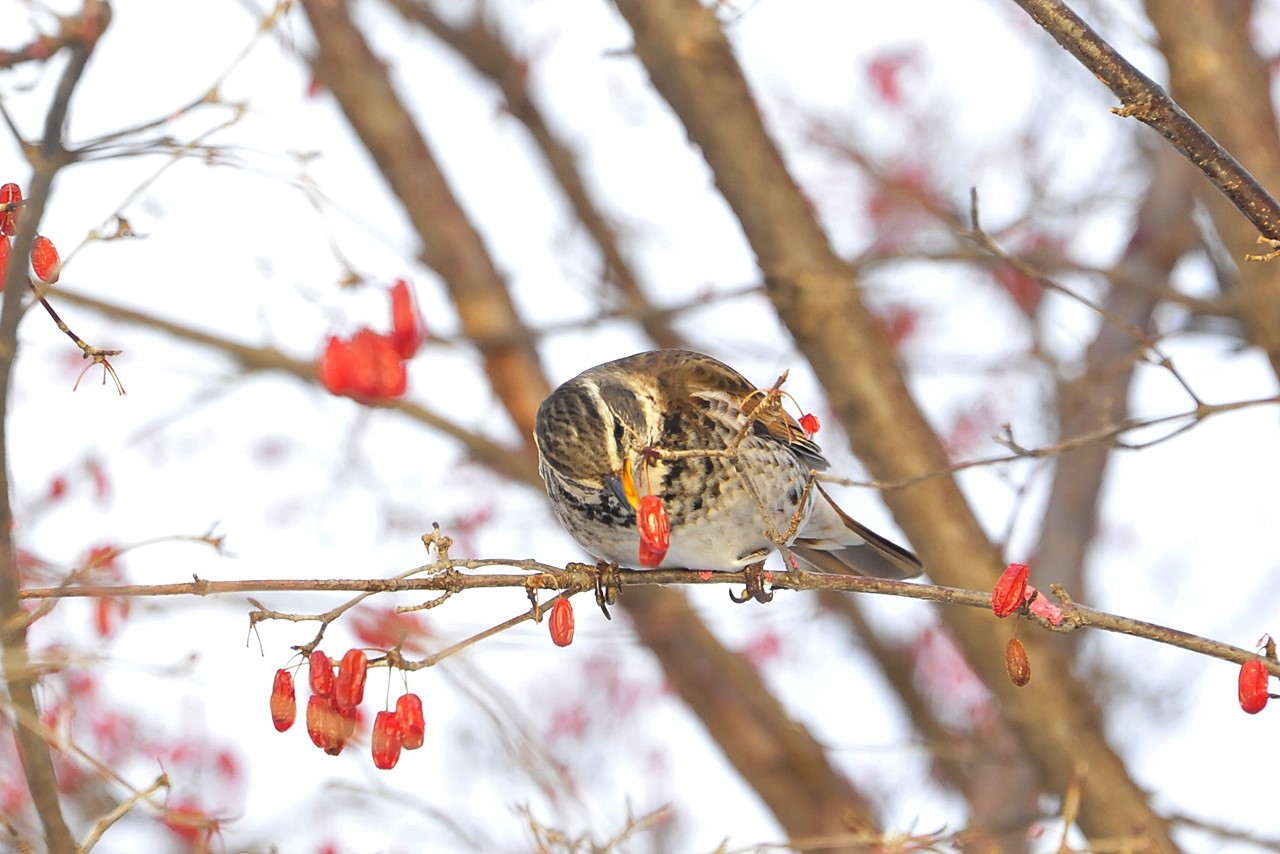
533,350,921,585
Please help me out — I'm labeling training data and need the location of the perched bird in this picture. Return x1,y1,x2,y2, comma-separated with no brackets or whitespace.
534,350,921,584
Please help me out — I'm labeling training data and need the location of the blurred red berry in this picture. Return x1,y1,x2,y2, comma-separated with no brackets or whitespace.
308,650,333,698
549,597,575,647
371,709,404,770
1239,659,1270,714
637,495,670,567
389,279,424,359
270,669,296,732
318,336,354,396
30,235,60,283
992,563,1029,618
0,183,21,236
396,693,425,750
0,236,9,288
798,413,820,435
334,649,368,710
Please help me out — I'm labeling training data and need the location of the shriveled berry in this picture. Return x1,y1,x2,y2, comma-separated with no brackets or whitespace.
1004,637,1031,687
371,709,404,770
270,669,296,732
396,693,425,750
992,563,1029,618
334,648,368,710
308,649,334,698
306,694,346,754
799,413,820,435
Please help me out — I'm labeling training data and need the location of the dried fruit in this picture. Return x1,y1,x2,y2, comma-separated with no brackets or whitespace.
389,279,424,359
270,669,296,732
1004,637,1031,686
0,183,21,236
306,694,347,755
549,597,575,647
1239,659,1270,714
30,235,60,284
308,650,333,698
799,413,820,435
396,693,425,750
992,563,1029,618
318,336,353,396
372,709,404,770
636,494,670,567
334,649,368,710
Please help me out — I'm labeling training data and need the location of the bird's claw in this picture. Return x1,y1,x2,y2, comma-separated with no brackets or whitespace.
730,562,774,604
594,561,620,620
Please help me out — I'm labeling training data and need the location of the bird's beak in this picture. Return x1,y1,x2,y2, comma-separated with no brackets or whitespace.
607,456,642,510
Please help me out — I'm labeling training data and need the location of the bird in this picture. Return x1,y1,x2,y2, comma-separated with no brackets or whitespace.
533,349,921,592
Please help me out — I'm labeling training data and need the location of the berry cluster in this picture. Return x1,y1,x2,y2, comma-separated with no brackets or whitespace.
0,183,62,285
268,648,425,770
317,280,424,399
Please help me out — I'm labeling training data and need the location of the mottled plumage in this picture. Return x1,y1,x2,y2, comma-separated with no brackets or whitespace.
534,349,921,579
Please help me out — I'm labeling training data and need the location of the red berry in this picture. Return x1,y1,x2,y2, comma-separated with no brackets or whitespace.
0,183,22,236
0,236,9,289
798,413,820,435
549,597,575,647
306,694,347,754
334,648,368,710
636,495,670,567
991,563,1029,618
369,333,407,398
308,650,333,698
371,710,404,770
318,336,354,395
30,235,60,284
1239,659,1270,714
396,693,425,750
270,669,296,732
389,279,424,359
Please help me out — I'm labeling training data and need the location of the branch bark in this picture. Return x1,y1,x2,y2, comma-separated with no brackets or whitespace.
301,0,550,448
0,5,110,851
612,0,1179,849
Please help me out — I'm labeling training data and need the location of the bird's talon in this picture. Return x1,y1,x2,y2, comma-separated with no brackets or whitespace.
594,561,620,620
730,562,774,604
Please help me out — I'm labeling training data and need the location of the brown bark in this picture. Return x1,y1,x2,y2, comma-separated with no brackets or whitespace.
612,0,1178,849
385,0,686,351
301,0,550,448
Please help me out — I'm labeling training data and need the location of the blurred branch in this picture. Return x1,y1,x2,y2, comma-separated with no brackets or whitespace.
386,0,687,351
51,286,544,484
1032,145,1198,613
0,5,110,851
301,0,550,447
612,0,1178,848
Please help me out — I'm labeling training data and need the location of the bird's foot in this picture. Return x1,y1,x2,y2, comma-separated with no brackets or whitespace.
593,561,621,620
730,561,774,604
